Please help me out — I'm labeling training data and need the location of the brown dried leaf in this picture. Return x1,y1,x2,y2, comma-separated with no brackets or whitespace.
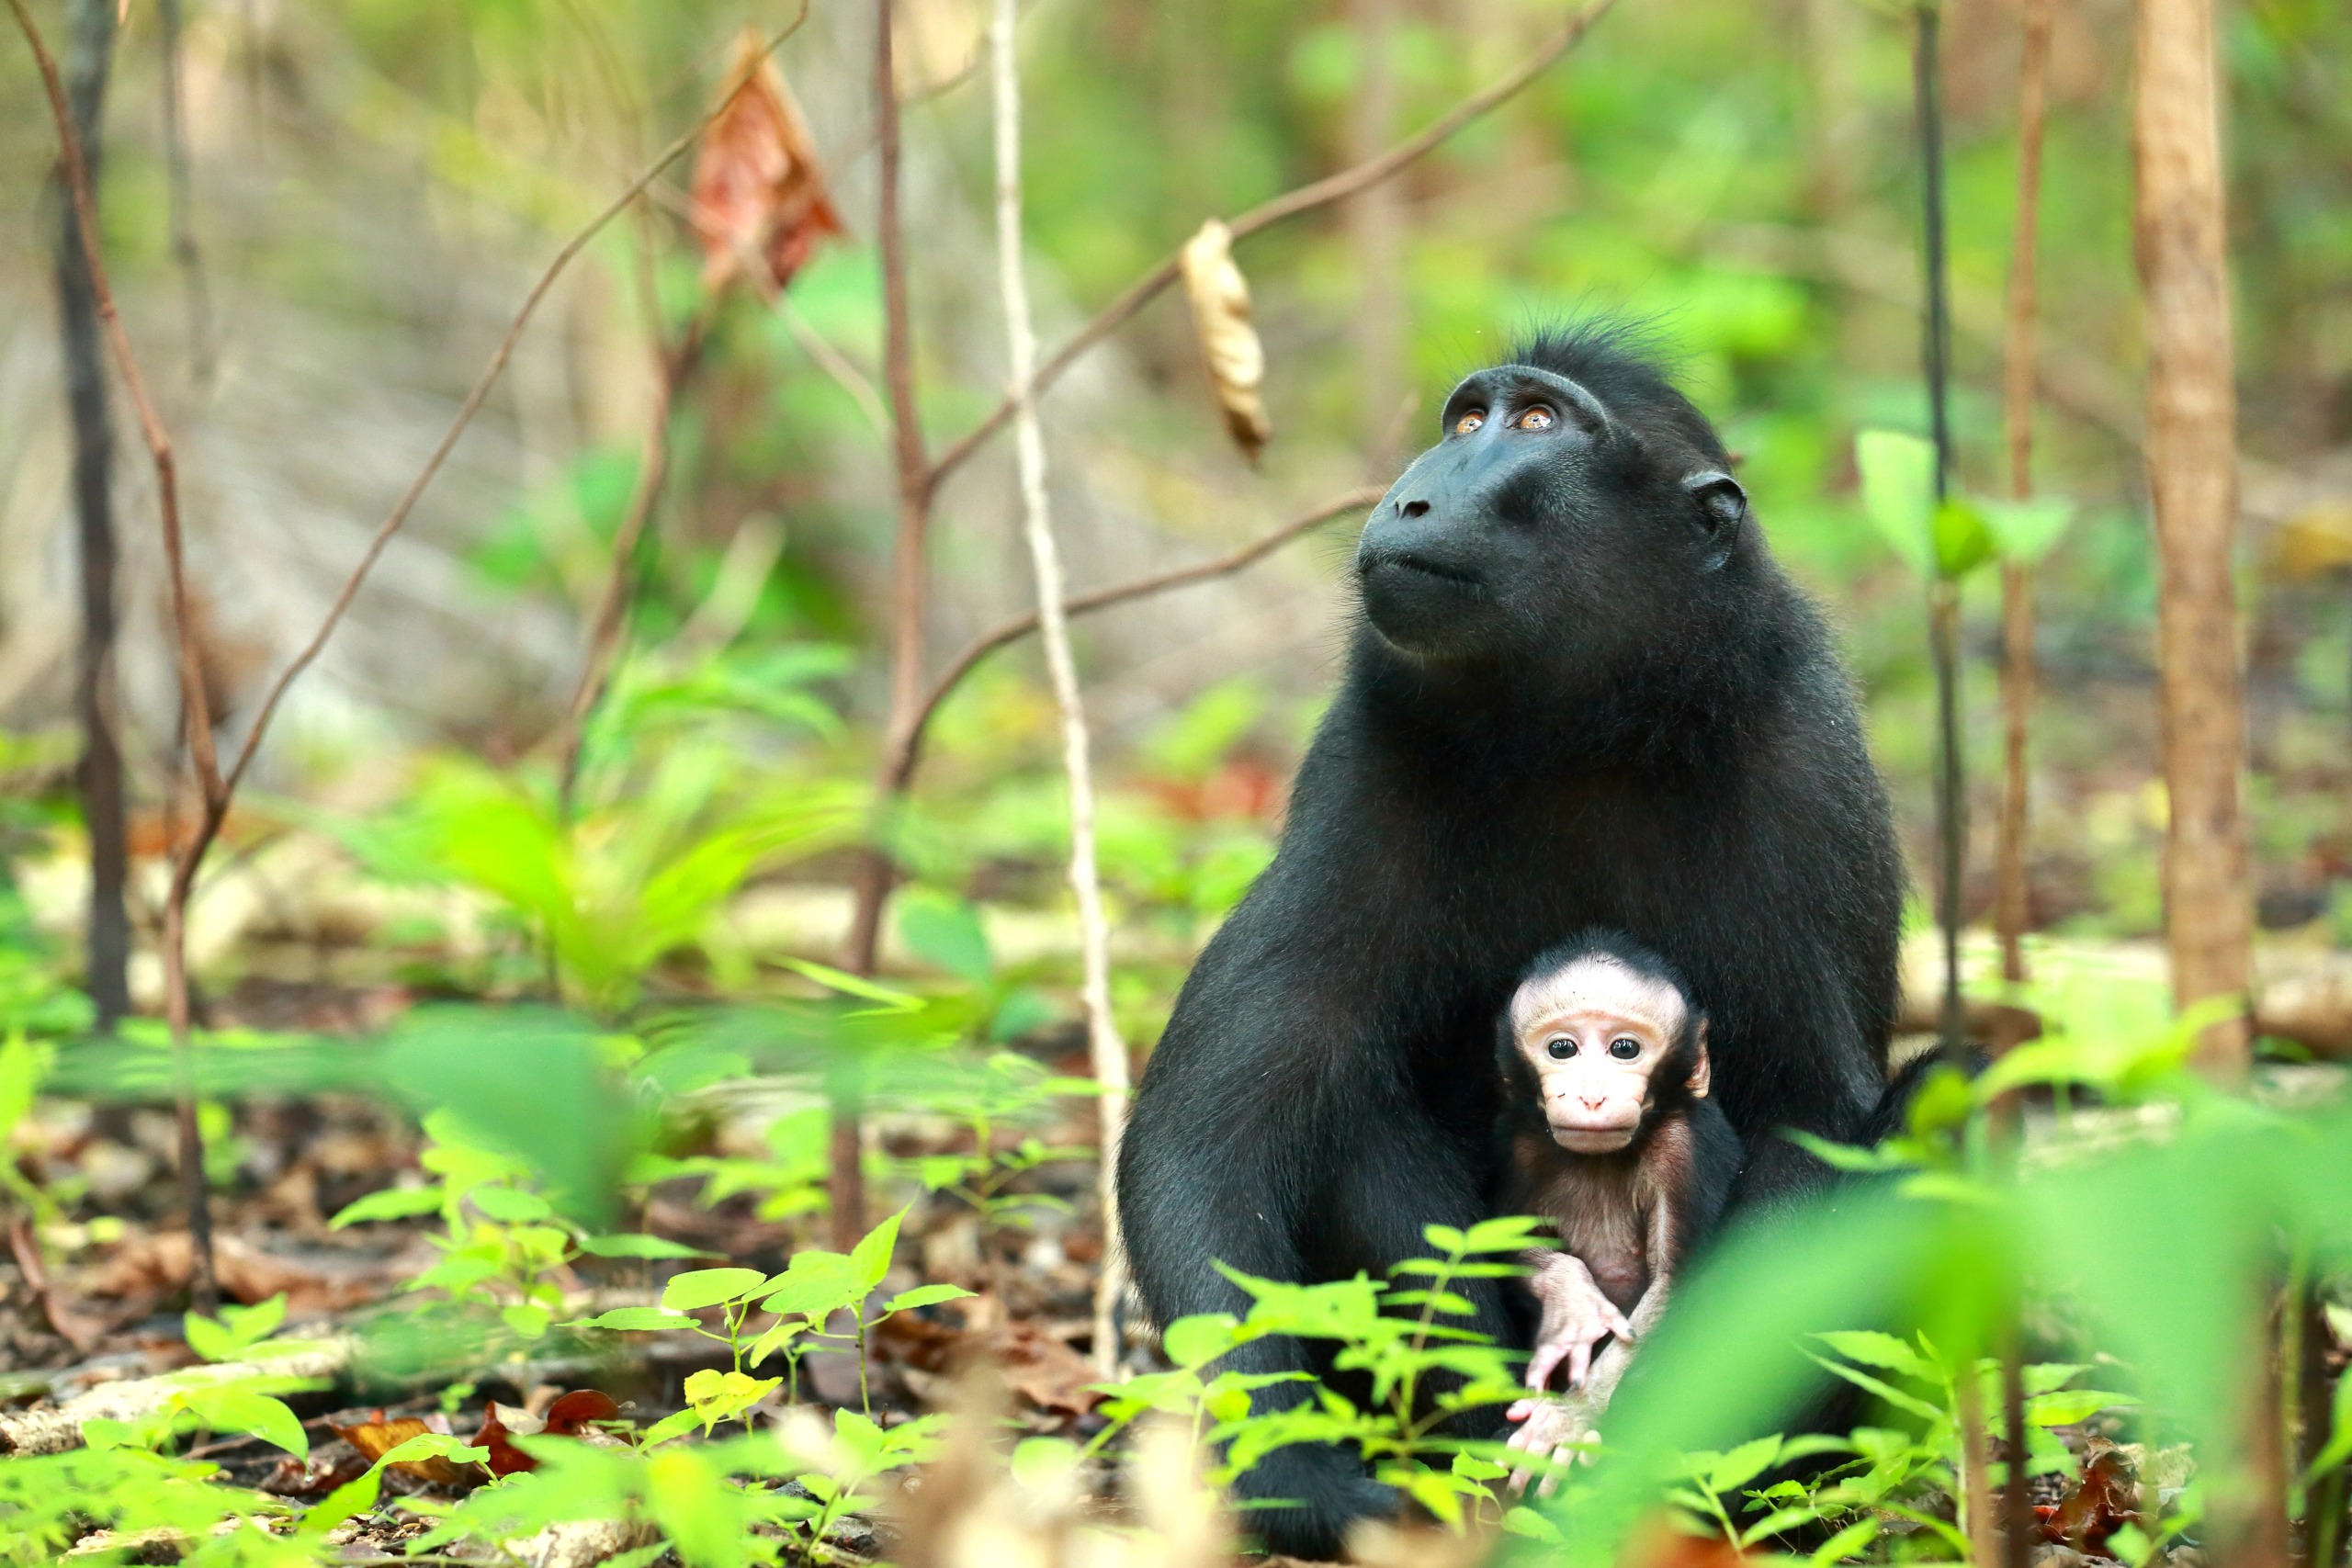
690,29,843,293
329,1412,482,1489
985,1320,1102,1416
1179,219,1273,462
2043,1438,2141,1551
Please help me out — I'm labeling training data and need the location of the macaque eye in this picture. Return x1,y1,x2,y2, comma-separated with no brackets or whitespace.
1608,1037,1642,1060
1453,410,1486,435
1514,405,1556,431
1544,1036,1577,1060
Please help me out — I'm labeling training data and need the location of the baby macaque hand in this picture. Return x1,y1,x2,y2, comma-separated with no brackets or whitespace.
1504,1394,1589,1496
1525,1253,1635,1392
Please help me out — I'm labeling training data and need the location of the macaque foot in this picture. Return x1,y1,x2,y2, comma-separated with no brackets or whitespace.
1504,1395,1593,1496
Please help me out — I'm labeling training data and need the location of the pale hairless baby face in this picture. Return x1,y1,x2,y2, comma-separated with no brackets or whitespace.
1510,955,1710,1154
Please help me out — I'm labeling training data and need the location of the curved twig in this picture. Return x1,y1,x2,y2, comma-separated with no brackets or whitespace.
920,0,1619,502
890,485,1384,792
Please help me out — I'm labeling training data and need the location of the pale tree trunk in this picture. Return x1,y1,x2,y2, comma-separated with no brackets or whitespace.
1995,0,2054,987
1349,0,1407,467
989,0,1131,1376
54,0,129,1030
2133,0,2251,1071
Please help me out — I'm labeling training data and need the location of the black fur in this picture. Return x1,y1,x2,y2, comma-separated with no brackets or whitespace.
1117,324,1904,1557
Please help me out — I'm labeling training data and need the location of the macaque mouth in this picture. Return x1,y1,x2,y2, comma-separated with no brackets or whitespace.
1547,1116,1640,1153
1370,553,1480,588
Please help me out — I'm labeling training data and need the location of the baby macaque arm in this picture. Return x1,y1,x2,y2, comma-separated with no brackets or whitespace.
1522,1248,1636,1393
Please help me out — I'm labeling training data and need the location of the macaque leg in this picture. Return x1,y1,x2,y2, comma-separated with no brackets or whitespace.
1509,1200,1679,1495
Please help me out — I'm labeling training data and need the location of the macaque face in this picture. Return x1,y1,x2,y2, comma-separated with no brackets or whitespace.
1509,954,1710,1154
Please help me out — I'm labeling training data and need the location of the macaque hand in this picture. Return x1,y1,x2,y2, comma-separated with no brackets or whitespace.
1524,1253,1635,1393
1504,1394,1590,1497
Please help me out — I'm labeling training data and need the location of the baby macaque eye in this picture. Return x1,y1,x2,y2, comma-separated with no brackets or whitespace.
1544,1036,1577,1060
1608,1037,1642,1060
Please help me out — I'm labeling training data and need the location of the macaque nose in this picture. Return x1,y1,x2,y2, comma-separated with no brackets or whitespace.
1579,1092,1607,1111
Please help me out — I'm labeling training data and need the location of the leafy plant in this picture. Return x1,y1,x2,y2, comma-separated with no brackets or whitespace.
572,1207,973,1416
334,1110,711,1345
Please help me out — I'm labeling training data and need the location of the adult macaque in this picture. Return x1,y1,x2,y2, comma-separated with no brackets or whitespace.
1121,323,1905,1553
1494,933,1740,1487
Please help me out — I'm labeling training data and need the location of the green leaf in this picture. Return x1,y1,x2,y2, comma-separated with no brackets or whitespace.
181,1387,308,1458
577,1233,718,1260
0,1034,50,1141
1932,498,1996,579
897,890,993,984
501,1303,554,1339
1980,495,2075,565
329,1185,445,1227
300,1464,386,1535
1856,428,1938,579
661,1267,768,1311
1809,1517,1881,1565
760,1249,864,1317
468,1186,553,1224
183,1314,239,1363
641,1407,704,1446
881,1283,976,1314
2027,1388,2136,1427
1163,1314,1243,1370
851,1209,906,1294
570,1306,698,1332
1815,1330,1938,1382
1704,1435,1785,1494
775,956,922,1010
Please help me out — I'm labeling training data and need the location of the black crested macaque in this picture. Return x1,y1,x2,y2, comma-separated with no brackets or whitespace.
1119,322,1904,1558
1493,933,1742,1490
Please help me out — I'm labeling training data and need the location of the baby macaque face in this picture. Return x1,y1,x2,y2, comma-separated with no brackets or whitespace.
1510,954,1710,1154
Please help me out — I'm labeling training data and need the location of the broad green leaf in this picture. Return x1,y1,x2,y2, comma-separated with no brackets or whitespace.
1815,1330,1937,1382
881,1283,976,1314
1163,1313,1242,1369
1856,428,1937,579
468,1187,553,1224
2027,1388,2136,1427
661,1267,767,1311
897,890,992,984
0,1034,49,1140
181,1387,308,1459
641,1407,704,1446
184,1314,239,1364
1703,1435,1784,1494
571,1306,697,1332
501,1303,554,1340
330,1185,445,1227
1932,498,1996,579
299,1464,385,1535
1980,495,2075,565
1809,1517,1881,1565
760,1249,863,1317
850,1209,906,1294
577,1233,718,1260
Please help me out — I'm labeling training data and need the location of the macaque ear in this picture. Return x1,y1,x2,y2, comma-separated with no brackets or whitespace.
1688,1018,1712,1099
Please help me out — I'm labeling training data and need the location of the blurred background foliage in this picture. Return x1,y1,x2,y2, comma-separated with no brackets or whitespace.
0,0,2349,1090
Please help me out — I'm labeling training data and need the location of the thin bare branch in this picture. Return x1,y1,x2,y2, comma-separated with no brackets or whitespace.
922,0,1618,500
990,0,1129,1379
219,0,813,807
896,486,1384,792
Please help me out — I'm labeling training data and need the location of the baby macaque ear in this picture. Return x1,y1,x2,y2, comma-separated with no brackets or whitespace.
1688,1017,1712,1099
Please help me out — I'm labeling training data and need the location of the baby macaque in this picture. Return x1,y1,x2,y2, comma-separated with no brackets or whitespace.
1494,932,1742,1486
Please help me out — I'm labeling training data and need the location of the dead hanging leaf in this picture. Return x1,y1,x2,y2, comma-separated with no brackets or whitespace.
2270,502,2352,581
689,29,843,293
1180,219,1273,462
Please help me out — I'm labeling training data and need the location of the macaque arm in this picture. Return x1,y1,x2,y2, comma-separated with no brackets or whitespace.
1521,1250,1636,1393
